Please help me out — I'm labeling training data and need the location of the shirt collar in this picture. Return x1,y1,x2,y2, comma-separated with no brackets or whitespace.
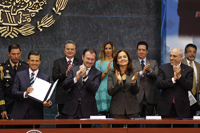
29,68,39,77
138,57,146,64
9,59,18,69
186,59,193,65
66,57,74,63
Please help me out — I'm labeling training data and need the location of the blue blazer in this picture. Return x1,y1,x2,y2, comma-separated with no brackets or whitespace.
11,69,50,119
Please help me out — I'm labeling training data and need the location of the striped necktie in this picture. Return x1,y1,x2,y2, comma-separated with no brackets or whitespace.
30,72,35,86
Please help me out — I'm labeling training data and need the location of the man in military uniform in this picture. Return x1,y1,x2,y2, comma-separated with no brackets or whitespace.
0,44,29,120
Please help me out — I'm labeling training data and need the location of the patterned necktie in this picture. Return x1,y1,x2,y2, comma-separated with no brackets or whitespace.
190,61,196,95
68,60,71,65
30,72,35,86
141,60,145,70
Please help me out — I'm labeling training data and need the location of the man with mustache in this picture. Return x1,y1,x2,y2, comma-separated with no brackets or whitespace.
181,43,200,116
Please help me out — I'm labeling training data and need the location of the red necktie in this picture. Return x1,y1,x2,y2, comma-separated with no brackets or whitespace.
68,60,71,65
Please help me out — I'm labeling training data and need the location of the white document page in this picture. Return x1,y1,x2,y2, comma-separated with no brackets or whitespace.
188,91,197,106
46,79,59,101
28,77,51,102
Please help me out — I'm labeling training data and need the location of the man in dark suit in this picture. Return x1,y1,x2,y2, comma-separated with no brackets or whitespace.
62,48,101,119
156,48,193,118
11,51,52,121
132,41,158,117
0,44,29,120
181,43,200,116
52,40,81,115
177,0,200,36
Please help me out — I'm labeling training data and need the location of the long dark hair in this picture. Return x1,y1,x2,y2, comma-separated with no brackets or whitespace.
113,50,133,75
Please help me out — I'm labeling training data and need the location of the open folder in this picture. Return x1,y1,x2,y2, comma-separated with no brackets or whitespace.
28,78,58,103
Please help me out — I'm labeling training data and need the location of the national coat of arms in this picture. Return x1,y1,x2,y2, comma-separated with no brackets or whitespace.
0,0,68,38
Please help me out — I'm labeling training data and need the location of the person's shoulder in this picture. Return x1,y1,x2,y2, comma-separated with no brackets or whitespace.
194,60,200,66
148,59,157,62
39,71,50,79
132,58,138,61
132,59,138,62
159,63,170,68
16,69,28,76
19,60,29,66
0,60,9,67
92,66,102,74
108,69,115,75
182,63,193,69
71,65,80,70
74,57,82,65
54,57,65,63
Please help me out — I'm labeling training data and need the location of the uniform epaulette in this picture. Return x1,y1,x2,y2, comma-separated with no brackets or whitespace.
19,60,29,66
0,61,7,66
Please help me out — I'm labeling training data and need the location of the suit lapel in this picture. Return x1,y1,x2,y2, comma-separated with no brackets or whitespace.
124,74,132,91
182,58,188,65
167,64,174,78
24,69,31,87
134,59,142,70
62,57,68,68
180,63,186,76
73,58,79,66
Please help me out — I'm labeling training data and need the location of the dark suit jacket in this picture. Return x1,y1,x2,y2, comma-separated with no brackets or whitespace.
177,0,200,36
52,57,81,104
11,69,50,119
107,70,140,115
182,58,200,105
0,60,29,113
132,59,158,105
156,63,193,118
62,65,102,118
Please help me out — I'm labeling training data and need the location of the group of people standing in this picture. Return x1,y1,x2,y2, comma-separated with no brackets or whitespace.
0,41,199,128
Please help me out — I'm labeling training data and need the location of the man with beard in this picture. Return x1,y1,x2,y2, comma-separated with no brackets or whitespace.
182,43,200,116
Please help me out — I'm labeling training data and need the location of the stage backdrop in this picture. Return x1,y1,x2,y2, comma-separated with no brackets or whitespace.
161,0,200,64
0,0,161,120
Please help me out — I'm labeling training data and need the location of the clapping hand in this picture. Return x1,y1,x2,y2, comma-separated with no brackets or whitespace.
66,64,74,75
115,70,122,84
142,61,150,74
76,65,86,81
107,61,113,71
132,72,139,84
173,65,181,81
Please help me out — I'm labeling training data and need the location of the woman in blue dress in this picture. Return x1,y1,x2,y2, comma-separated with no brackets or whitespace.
95,41,116,117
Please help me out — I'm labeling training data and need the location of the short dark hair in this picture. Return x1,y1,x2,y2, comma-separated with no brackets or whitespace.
185,43,197,53
28,51,41,60
82,48,96,56
8,44,21,52
64,40,77,49
113,50,133,75
137,41,148,50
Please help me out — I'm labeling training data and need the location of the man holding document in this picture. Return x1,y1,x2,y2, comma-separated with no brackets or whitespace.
181,44,200,116
62,48,102,119
11,51,52,121
156,48,193,118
